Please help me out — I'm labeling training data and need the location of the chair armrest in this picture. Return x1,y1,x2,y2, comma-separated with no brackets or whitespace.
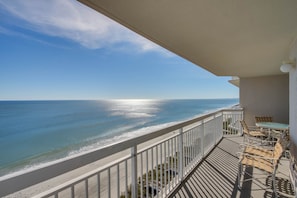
240,139,277,148
247,126,259,130
239,143,274,151
271,130,283,135
237,152,278,161
248,126,270,132
241,139,277,145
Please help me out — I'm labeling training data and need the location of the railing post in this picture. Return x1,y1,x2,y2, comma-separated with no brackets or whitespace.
179,128,184,181
213,115,216,146
131,146,137,198
201,120,205,157
219,113,223,140
214,115,217,144
240,110,244,135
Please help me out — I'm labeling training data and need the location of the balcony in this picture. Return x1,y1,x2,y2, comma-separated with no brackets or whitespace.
169,136,293,198
0,107,294,197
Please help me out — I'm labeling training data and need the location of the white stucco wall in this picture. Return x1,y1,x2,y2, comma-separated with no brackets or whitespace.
240,75,289,126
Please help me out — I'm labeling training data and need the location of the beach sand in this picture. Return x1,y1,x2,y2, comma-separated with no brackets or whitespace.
5,131,179,198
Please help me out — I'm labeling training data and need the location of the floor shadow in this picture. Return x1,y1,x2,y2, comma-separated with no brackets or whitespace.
169,138,241,198
168,137,294,198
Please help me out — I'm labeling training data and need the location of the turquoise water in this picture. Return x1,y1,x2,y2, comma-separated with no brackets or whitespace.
0,99,238,176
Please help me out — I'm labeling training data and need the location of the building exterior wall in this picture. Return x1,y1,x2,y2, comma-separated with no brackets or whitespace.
240,75,289,126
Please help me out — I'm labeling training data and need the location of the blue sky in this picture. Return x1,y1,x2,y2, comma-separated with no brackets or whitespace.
0,0,238,100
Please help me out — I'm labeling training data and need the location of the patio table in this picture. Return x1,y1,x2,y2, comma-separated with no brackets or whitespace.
256,122,289,131
256,122,289,140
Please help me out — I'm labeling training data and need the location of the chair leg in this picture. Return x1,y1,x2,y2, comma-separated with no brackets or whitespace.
238,163,242,189
272,169,278,198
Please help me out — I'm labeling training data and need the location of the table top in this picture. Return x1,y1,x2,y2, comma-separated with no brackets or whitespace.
256,122,289,130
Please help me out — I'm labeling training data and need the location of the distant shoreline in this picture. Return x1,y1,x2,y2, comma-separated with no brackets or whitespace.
0,98,239,102
0,99,239,178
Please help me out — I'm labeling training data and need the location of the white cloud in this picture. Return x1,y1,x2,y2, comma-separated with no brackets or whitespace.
0,0,167,53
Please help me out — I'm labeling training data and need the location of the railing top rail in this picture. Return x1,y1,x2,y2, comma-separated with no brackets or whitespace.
0,106,242,197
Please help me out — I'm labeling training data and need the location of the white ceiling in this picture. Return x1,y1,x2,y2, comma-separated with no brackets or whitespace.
78,0,297,77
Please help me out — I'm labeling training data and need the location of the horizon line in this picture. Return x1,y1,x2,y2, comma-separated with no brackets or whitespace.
0,98,239,102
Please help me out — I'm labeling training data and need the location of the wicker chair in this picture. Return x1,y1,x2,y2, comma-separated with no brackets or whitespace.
255,116,273,123
238,138,285,195
240,120,268,143
239,133,288,157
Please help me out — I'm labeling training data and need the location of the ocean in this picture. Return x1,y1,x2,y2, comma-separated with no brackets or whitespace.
0,99,238,177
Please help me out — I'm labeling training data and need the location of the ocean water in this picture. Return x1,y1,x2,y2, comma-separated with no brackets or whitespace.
0,99,238,177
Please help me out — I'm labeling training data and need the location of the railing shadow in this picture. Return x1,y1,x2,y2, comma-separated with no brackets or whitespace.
169,137,242,197
168,137,295,198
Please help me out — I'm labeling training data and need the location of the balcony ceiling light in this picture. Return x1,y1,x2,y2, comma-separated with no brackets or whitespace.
280,60,295,73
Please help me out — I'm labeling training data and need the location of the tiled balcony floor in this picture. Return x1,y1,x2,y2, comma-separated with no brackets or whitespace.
169,136,295,198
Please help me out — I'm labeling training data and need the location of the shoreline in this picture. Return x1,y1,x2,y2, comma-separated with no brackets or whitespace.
5,131,178,198
0,121,180,179
1,100,239,197
0,99,238,179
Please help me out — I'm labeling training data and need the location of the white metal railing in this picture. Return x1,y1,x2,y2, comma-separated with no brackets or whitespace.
0,108,243,198
223,107,243,136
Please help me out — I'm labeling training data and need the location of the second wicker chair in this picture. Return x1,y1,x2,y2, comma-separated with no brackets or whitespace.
240,120,268,143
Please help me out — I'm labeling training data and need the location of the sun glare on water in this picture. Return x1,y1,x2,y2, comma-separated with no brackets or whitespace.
105,99,162,118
